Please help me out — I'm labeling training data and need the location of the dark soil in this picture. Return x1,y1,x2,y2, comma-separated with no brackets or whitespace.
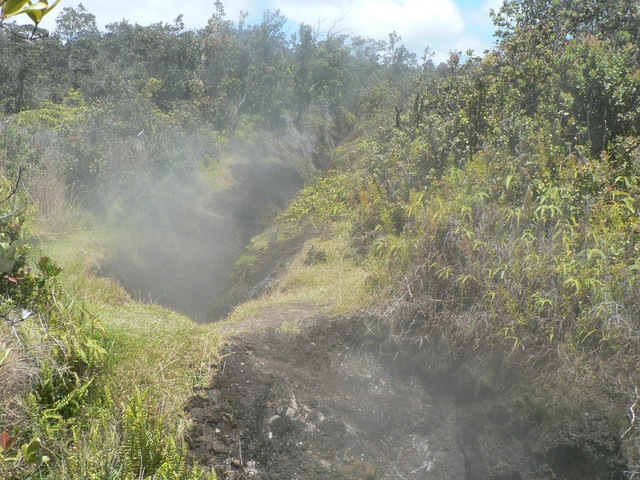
186,309,625,480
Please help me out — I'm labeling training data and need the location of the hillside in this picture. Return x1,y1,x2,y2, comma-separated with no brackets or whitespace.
1,0,640,478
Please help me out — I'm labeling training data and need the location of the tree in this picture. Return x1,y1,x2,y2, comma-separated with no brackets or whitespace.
291,23,317,125
383,31,417,74
244,9,289,124
54,3,98,42
493,0,640,48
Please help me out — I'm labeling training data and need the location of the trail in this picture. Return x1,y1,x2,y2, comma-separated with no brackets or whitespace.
187,306,623,479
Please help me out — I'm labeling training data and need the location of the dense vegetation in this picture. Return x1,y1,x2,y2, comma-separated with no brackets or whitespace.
2,0,640,477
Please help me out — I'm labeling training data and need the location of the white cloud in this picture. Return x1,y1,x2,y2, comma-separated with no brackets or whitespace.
274,0,465,52
482,0,503,16
35,0,494,62
473,0,501,26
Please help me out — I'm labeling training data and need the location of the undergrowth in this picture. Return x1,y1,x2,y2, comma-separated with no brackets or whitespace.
1,204,222,479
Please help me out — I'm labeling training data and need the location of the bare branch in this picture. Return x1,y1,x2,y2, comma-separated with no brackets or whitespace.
0,166,27,220
232,81,250,121
0,22,48,40
0,201,28,220
0,166,24,206
622,386,640,439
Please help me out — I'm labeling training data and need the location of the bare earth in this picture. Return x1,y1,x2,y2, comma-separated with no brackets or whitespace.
186,306,624,480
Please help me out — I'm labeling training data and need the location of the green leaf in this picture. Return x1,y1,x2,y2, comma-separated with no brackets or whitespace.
3,0,60,23
26,4,47,23
22,438,42,463
0,348,11,367
41,0,61,19
586,248,606,262
0,258,14,274
505,174,513,190
0,243,16,259
46,0,62,13
1,0,29,17
25,0,58,23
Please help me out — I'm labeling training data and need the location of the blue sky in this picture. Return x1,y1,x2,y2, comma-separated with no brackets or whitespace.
38,0,503,62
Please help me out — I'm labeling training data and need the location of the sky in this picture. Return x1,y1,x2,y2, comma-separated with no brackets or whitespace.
38,0,504,62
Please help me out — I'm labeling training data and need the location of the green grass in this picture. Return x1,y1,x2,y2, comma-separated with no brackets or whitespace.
33,213,127,302
197,154,237,192
37,212,225,419
98,303,223,415
227,223,370,324
279,318,303,335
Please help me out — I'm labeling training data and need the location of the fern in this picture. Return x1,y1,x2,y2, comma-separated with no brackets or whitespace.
120,389,216,480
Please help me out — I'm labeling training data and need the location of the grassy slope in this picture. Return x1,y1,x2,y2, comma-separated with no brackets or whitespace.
40,219,224,422
227,224,370,324
42,204,371,396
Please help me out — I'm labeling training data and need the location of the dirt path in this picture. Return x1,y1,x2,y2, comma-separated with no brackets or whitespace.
186,306,624,479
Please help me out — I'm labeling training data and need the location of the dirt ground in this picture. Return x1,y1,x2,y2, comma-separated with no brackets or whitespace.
186,306,624,480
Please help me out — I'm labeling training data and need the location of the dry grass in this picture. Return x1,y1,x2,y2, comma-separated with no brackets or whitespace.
0,317,62,430
29,172,70,237
0,334,39,427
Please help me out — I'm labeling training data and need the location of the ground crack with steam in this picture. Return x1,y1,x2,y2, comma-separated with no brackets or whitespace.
186,310,623,480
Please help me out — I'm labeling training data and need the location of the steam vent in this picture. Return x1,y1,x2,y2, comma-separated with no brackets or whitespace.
1,1,637,479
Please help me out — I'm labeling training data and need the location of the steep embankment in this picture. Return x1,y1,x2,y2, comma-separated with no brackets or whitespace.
89,120,325,322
